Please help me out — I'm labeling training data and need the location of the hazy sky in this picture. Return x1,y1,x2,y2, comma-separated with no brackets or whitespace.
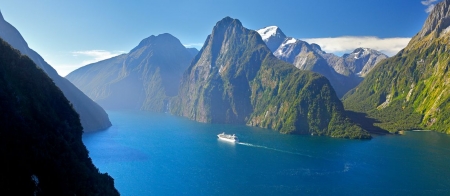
0,0,440,76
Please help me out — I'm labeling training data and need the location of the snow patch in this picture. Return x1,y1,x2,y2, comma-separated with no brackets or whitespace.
363,48,371,55
285,37,297,44
352,48,372,59
274,37,298,56
257,26,279,41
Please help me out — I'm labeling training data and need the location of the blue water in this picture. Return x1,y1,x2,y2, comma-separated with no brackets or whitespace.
83,111,450,195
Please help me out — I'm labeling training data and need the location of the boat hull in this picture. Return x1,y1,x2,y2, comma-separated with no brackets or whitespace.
217,133,238,143
218,136,237,143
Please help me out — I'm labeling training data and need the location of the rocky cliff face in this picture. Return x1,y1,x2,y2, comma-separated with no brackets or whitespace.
324,48,388,77
272,36,359,97
417,0,450,39
257,27,387,97
66,33,193,112
171,17,370,139
0,11,111,132
0,38,118,195
343,0,450,133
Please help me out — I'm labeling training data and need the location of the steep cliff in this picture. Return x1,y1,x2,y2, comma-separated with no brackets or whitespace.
0,38,118,195
171,17,370,139
257,27,387,98
0,11,111,132
343,0,450,133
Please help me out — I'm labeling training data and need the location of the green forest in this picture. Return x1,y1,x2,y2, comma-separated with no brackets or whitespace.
0,38,119,195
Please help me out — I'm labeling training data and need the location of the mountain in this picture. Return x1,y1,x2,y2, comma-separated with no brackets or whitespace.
322,48,388,77
66,33,193,111
343,0,450,133
256,26,287,52
186,47,199,58
272,37,355,97
0,11,111,132
257,26,388,97
0,38,118,195
170,17,370,139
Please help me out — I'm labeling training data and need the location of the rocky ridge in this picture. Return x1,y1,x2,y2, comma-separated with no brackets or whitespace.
0,11,111,132
343,0,450,133
171,17,370,139
257,26,388,97
66,33,193,112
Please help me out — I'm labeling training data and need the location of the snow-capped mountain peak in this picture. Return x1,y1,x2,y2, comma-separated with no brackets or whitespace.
256,26,287,52
257,26,280,41
348,48,384,59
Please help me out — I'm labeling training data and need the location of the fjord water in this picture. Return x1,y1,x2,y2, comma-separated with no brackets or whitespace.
83,111,450,195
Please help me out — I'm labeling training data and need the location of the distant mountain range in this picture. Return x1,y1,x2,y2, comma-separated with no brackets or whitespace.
0,11,111,132
66,17,369,138
170,17,370,138
0,37,118,195
343,0,450,133
66,33,195,111
257,26,388,97
14,1,450,138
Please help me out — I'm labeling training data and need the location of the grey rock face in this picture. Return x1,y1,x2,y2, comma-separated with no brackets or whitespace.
0,11,111,132
170,17,370,138
257,27,388,97
418,0,450,38
343,0,450,134
324,48,388,77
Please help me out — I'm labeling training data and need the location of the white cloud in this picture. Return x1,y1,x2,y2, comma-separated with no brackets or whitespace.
421,0,438,5
421,0,441,13
302,36,411,56
72,50,125,65
46,50,125,77
183,43,204,49
425,4,436,13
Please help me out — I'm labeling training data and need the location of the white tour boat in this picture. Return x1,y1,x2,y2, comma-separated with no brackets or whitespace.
217,132,238,142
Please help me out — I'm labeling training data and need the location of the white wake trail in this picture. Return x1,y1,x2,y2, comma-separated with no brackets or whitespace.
236,142,311,157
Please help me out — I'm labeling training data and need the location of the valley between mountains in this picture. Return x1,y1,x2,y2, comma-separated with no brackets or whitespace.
2,0,450,194
66,0,450,138
67,17,374,139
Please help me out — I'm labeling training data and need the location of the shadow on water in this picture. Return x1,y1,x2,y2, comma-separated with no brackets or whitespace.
346,110,390,135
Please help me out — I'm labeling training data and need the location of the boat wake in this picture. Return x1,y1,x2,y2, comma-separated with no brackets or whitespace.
299,162,352,176
236,142,311,157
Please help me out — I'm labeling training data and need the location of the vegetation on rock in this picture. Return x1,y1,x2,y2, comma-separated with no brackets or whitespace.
171,17,370,139
343,0,450,133
0,38,119,195
0,12,111,132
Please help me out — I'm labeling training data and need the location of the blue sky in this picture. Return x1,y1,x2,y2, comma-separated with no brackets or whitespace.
0,0,441,76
